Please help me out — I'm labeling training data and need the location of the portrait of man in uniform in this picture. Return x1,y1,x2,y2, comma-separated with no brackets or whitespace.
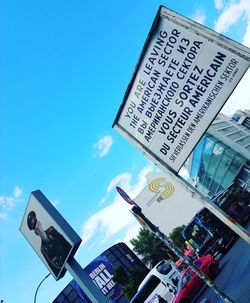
27,210,72,276
20,190,82,281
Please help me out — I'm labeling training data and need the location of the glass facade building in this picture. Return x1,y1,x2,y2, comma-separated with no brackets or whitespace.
53,281,91,303
190,134,247,197
52,242,149,303
188,113,250,197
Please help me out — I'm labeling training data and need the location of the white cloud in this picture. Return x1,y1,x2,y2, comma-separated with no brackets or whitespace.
0,186,23,219
115,223,141,250
0,196,15,209
14,186,22,198
213,0,250,115
98,197,106,206
93,135,113,158
80,199,133,246
51,200,59,207
243,18,250,46
215,0,224,10
221,68,250,115
214,0,250,33
179,167,190,180
79,164,154,251
0,212,7,219
192,9,206,25
107,172,132,193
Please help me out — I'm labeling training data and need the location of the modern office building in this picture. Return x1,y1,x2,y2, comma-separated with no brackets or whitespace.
52,242,149,303
187,113,250,197
232,109,250,130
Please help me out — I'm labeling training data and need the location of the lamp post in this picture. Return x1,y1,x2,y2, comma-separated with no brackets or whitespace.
34,273,51,303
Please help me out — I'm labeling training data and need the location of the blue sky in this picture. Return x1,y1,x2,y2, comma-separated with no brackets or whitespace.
1,0,250,302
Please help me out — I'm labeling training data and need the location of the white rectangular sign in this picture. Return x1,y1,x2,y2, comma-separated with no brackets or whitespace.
133,172,201,235
113,5,250,172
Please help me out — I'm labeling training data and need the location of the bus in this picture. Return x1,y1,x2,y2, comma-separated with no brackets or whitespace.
130,259,180,303
182,207,235,256
212,182,250,225
182,183,250,256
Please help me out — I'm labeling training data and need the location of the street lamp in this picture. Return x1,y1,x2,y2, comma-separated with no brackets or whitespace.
34,273,51,303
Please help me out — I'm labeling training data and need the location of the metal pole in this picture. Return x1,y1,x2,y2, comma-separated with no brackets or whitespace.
34,273,51,303
65,258,109,303
131,205,235,303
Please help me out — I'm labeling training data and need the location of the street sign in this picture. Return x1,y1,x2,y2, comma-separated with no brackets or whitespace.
116,186,135,205
113,5,250,173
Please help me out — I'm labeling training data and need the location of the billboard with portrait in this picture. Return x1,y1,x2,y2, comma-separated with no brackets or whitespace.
113,5,250,173
20,190,82,280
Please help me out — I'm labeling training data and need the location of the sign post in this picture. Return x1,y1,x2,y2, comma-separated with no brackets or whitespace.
66,259,109,303
20,190,109,303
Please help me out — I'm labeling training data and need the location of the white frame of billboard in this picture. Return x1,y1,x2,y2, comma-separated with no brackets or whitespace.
113,5,250,173
20,190,82,280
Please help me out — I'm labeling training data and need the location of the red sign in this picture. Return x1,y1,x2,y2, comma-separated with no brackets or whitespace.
116,186,135,205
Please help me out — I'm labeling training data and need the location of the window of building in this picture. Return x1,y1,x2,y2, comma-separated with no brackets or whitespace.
232,114,240,122
242,117,250,129
236,136,250,146
67,291,78,302
190,137,205,180
113,249,122,258
194,134,247,195
212,121,230,128
218,126,237,133
120,256,132,269
227,131,245,140
63,284,73,296
54,293,65,303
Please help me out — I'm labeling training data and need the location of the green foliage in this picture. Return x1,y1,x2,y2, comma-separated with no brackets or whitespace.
113,225,186,301
168,224,186,251
112,266,128,286
113,265,147,301
130,227,176,268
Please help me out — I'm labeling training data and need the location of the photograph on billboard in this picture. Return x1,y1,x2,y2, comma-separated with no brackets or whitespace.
20,190,82,280
113,5,250,172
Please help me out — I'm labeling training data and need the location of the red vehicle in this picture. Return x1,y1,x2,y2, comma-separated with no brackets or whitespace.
172,254,220,303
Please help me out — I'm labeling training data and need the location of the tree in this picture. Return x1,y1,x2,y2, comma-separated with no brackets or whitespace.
115,225,187,300
168,224,186,251
113,265,147,301
130,227,177,268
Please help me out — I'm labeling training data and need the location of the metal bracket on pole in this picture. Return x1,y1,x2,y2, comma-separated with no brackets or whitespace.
65,258,110,303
